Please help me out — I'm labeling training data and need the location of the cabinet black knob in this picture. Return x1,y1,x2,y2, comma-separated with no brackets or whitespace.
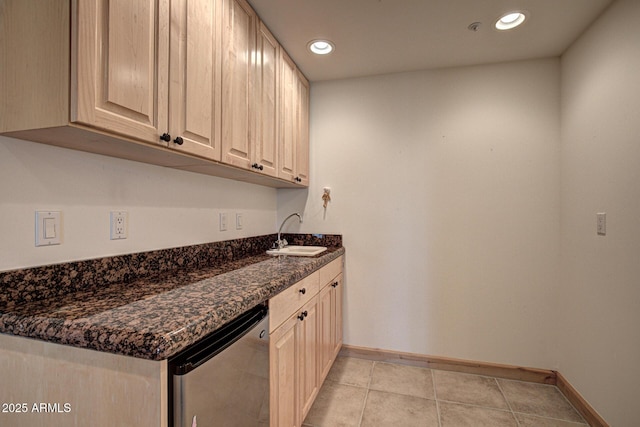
299,288,306,295
160,133,171,142
294,176,302,182
173,136,184,145
298,312,305,321
251,163,264,171
332,282,339,288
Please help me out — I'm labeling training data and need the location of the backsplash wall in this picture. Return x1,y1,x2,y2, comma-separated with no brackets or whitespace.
0,136,278,271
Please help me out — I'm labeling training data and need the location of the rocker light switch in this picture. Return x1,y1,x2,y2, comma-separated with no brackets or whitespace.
44,218,56,239
36,211,62,246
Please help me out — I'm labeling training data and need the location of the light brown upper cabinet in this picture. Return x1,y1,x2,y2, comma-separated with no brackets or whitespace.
74,0,169,146
253,21,281,178
295,70,311,186
78,0,222,160
0,0,308,188
220,0,256,170
168,0,223,160
279,51,310,186
221,0,281,178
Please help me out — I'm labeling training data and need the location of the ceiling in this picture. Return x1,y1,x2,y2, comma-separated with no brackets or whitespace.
247,0,613,82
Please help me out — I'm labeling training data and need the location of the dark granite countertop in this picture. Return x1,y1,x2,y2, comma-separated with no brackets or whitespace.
0,234,344,361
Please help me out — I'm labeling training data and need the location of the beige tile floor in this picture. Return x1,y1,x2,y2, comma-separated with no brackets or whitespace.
303,356,589,427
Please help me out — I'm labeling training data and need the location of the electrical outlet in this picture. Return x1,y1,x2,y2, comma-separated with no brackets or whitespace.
236,213,243,230
110,211,128,240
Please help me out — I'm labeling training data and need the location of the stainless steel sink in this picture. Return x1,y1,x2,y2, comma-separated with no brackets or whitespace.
266,246,327,257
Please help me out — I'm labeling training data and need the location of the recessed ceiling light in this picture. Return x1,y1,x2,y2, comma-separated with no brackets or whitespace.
308,40,335,55
495,11,527,30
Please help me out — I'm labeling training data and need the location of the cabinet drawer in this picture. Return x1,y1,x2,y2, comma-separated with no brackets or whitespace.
319,256,343,286
269,271,319,332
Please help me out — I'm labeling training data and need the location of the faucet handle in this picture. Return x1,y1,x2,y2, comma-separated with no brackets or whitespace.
275,239,288,249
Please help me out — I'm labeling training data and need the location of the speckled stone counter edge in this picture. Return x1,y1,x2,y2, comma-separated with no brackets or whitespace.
0,234,343,360
0,233,341,308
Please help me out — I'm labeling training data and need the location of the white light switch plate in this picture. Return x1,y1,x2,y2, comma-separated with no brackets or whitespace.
597,212,606,236
220,213,228,231
35,211,62,246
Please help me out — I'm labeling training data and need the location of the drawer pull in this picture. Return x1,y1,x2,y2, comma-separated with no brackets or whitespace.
299,288,306,295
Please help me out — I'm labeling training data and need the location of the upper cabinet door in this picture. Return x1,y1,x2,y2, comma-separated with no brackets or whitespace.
278,50,297,182
221,0,256,169
279,50,310,186
295,70,310,186
254,21,280,177
73,0,169,145
168,0,222,160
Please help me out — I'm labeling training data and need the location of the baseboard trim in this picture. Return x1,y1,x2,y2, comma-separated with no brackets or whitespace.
556,371,609,427
340,345,556,384
339,345,609,427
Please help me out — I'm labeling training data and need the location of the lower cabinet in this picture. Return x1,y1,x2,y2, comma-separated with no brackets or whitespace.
297,296,320,421
318,272,343,383
0,333,167,427
269,256,344,427
332,274,344,359
270,310,300,427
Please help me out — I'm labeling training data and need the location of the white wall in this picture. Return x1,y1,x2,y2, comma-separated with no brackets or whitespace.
559,0,640,425
4,3,636,421
0,136,277,271
279,58,562,369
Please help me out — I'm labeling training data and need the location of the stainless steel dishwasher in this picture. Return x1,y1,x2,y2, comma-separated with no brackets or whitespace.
168,303,269,427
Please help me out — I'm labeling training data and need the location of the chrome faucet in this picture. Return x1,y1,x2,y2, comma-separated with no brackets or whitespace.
276,213,302,249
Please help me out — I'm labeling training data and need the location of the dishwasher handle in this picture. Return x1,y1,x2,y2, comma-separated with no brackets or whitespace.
169,303,267,375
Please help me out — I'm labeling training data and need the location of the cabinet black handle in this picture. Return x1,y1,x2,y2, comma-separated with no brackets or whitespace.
332,281,339,288
299,288,306,295
173,136,184,145
251,163,264,171
297,310,308,321
294,176,302,182
160,133,171,142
